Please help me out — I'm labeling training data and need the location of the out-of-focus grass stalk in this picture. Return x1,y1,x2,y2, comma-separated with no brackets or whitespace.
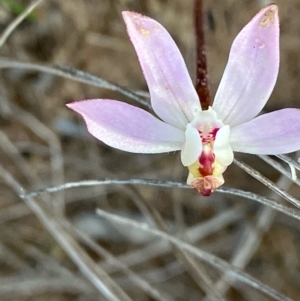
95,208,293,301
0,0,44,48
0,165,133,301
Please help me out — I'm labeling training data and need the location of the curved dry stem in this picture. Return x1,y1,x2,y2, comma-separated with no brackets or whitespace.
100,208,243,274
0,57,150,108
21,178,300,222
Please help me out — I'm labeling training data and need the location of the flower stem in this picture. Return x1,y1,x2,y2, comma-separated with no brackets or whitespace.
194,0,211,109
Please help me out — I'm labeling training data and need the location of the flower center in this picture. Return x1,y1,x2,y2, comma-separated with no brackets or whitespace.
181,107,233,196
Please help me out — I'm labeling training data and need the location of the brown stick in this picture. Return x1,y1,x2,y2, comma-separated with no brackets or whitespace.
194,0,211,109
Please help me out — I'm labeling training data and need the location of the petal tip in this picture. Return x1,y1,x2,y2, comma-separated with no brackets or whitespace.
66,99,101,114
122,11,150,23
66,100,87,110
122,11,137,19
258,4,279,28
66,102,78,111
122,11,155,38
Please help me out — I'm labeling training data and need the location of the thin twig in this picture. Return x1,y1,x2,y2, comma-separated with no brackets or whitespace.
277,154,300,172
218,186,300,221
20,179,189,198
234,158,300,209
21,178,300,221
259,155,300,185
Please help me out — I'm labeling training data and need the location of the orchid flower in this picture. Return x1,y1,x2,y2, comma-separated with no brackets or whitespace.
67,5,300,196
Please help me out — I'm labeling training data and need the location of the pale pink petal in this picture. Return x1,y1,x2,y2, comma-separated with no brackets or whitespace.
213,5,279,127
67,99,185,153
181,124,202,166
229,109,300,154
122,11,200,130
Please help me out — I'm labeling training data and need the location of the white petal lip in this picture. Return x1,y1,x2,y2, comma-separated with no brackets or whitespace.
122,11,201,130
214,125,234,166
67,99,185,153
181,124,202,166
213,4,279,127
229,109,300,155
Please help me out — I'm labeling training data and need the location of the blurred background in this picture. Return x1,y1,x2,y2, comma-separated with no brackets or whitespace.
0,0,300,300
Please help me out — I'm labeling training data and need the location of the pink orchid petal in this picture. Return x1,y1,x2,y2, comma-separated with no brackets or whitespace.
229,109,300,154
213,5,279,127
122,11,200,130
67,99,185,153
